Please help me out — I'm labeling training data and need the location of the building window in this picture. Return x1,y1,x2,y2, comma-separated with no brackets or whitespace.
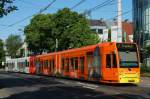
106,54,111,68
98,29,103,34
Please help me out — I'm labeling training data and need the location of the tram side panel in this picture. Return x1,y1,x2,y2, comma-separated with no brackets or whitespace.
5,59,18,72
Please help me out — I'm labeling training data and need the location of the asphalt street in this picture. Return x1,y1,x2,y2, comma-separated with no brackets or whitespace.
0,71,150,99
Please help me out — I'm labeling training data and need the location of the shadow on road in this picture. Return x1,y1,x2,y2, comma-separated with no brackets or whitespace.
0,71,149,99
2,85,148,99
0,72,61,89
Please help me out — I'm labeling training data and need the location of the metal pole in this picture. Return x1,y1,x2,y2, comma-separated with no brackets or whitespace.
117,0,122,42
24,42,28,57
56,38,58,52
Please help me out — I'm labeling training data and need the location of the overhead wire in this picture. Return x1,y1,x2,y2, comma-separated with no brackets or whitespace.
0,0,87,33
107,9,132,20
1,0,87,29
18,0,40,7
71,0,86,10
0,0,133,33
83,0,115,15
0,0,57,30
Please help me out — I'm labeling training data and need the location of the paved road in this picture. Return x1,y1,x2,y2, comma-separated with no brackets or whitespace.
0,71,150,99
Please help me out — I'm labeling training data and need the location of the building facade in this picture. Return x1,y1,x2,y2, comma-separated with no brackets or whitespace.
133,0,150,47
89,19,107,41
89,19,133,43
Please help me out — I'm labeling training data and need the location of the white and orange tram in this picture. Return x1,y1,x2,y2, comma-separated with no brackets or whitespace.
5,57,30,73
5,42,141,84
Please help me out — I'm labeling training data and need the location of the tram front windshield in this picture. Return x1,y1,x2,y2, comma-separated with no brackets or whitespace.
117,43,139,68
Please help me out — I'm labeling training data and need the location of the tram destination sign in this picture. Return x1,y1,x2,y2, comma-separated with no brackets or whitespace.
117,43,137,51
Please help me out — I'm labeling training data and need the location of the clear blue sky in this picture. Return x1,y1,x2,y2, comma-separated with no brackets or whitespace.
0,0,132,40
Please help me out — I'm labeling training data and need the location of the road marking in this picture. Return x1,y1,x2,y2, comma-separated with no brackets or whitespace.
83,86,96,90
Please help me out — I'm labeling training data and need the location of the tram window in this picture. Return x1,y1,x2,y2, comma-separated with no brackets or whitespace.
112,54,117,68
52,59,55,69
49,60,51,70
21,62,23,67
70,58,74,70
24,62,26,67
44,60,49,68
66,58,69,72
80,57,84,74
86,51,93,55
23,62,25,67
75,58,78,70
51,60,53,69
40,61,43,67
61,58,65,70
25,60,29,67
106,54,111,68
51,59,55,69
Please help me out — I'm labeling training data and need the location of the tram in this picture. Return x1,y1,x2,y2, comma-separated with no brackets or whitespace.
29,42,140,84
5,42,140,84
5,57,30,73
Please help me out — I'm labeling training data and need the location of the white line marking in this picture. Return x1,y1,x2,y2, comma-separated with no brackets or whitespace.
83,86,96,90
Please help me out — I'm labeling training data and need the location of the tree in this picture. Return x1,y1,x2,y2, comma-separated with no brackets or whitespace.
0,39,5,66
144,45,150,58
5,34,23,58
24,14,55,54
54,8,99,50
24,8,100,54
0,0,17,17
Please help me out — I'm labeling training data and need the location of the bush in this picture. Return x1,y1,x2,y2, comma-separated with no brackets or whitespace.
141,64,150,73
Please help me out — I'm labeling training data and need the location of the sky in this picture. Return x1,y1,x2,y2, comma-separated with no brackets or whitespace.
0,0,132,40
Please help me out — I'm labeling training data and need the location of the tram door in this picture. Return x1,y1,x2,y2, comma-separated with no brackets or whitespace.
50,59,55,75
79,56,85,79
29,57,35,74
87,46,101,81
86,51,93,80
103,53,118,81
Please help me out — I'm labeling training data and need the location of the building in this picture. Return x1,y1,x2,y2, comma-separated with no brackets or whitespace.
89,19,133,42
17,42,28,57
122,21,133,42
89,19,107,40
133,0,150,47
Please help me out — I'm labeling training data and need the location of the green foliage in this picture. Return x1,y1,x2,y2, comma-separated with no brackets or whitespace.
141,63,150,74
142,45,150,59
0,39,5,63
5,34,23,58
24,14,56,54
24,8,100,54
0,0,17,17
145,45,150,56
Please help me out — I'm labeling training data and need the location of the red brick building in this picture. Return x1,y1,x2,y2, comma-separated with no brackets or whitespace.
122,22,133,42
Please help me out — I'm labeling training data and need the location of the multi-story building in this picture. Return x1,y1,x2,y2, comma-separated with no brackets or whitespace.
133,0,150,47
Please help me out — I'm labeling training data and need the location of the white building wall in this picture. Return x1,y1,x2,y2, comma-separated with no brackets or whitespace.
111,26,118,42
102,29,108,42
90,26,106,41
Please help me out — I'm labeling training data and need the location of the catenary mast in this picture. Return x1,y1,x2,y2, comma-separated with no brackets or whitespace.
117,0,122,42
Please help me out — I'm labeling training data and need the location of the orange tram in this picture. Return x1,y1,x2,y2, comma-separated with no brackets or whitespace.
5,42,140,84
28,42,140,84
